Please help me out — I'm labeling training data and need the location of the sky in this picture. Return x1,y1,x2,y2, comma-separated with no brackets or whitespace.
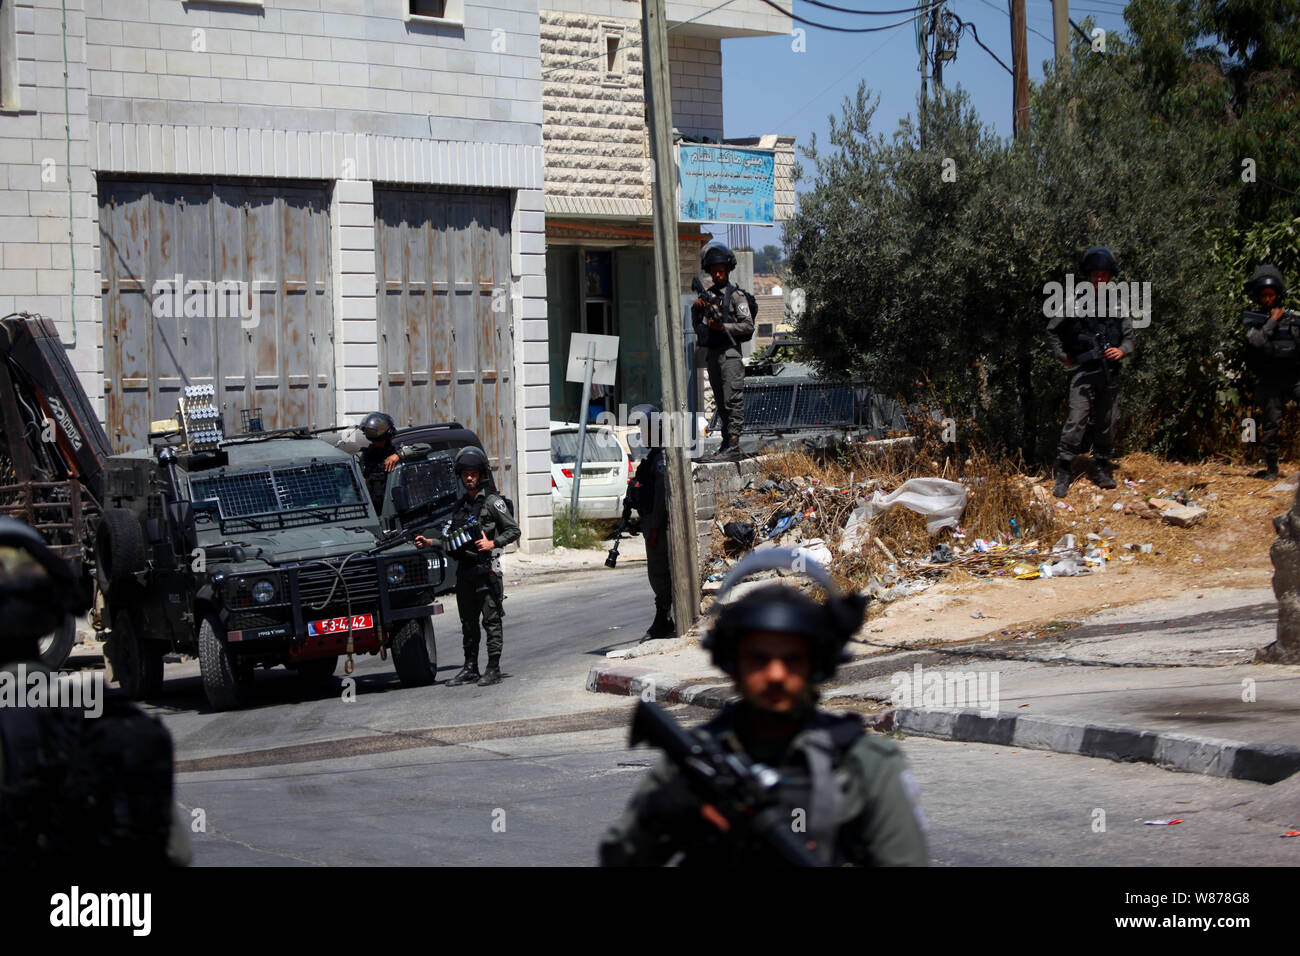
707,0,1134,252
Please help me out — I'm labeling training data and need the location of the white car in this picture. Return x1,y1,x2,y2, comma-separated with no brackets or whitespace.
550,421,631,520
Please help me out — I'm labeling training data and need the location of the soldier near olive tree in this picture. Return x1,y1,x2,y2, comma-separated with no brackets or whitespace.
355,412,430,512
416,446,519,687
1045,245,1138,497
599,550,928,866
692,243,755,460
1243,265,1300,481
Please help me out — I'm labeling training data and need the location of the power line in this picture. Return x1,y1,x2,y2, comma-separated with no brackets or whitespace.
976,0,1062,46
755,0,945,33
802,0,939,14
950,13,1013,74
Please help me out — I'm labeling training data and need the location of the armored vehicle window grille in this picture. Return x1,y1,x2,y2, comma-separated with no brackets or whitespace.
791,383,854,428
188,463,368,530
396,457,459,512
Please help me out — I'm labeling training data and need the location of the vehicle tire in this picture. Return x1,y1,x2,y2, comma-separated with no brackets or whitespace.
390,617,436,687
295,655,338,683
37,614,77,670
104,604,164,699
198,614,252,711
95,507,146,592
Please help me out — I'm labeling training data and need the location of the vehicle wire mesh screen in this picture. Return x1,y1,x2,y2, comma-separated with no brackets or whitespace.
743,383,799,429
741,381,903,435
397,457,459,510
791,383,854,428
190,470,277,517
190,463,364,520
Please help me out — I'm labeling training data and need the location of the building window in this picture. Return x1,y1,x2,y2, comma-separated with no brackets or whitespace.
407,0,464,25
0,0,17,111
600,24,625,84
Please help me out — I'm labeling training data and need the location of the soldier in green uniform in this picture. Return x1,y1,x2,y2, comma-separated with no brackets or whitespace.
599,549,929,866
1244,265,1300,480
1045,246,1138,497
692,243,754,461
416,446,519,687
355,412,430,514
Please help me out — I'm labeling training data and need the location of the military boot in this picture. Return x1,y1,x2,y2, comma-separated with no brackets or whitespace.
1052,461,1072,498
477,657,502,686
1092,459,1117,490
642,608,675,642
446,647,481,686
1255,455,1280,480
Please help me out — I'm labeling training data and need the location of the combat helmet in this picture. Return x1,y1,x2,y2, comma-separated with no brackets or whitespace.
1245,264,1287,302
361,411,397,443
701,243,738,272
702,548,869,683
1081,245,1119,276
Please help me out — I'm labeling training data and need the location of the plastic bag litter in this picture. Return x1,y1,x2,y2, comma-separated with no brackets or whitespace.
795,539,832,570
857,478,968,534
1052,534,1077,553
929,543,955,563
838,499,873,554
722,521,755,549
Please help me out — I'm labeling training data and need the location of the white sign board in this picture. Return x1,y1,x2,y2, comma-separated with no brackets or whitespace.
565,333,620,386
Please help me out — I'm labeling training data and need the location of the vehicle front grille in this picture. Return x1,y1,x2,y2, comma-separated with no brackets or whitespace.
292,554,431,613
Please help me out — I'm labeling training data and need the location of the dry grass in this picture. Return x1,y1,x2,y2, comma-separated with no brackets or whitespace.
706,440,1289,593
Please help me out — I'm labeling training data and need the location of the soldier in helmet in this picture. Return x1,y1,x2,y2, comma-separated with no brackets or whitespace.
598,549,928,866
1045,245,1138,497
692,243,754,460
416,446,519,686
355,412,430,514
1244,265,1300,480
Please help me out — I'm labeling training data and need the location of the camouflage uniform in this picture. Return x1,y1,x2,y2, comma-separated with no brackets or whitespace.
1045,311,1137,466
598,700,929,866
693,283,754,449
450,487,520,668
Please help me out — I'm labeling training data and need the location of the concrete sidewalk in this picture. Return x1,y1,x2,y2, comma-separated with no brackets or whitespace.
586,585,1300,785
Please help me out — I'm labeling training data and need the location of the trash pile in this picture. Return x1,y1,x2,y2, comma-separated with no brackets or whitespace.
707,468,1176,604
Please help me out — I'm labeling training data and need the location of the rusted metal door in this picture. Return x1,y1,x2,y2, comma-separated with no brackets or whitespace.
98,180,334,451
374,189,515,505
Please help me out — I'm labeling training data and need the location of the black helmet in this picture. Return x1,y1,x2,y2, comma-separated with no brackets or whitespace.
1245,264,1287,301
361,412,396,443
1081,245,1119,276
701,243,737,271
702,548,869,683
454,445,491,475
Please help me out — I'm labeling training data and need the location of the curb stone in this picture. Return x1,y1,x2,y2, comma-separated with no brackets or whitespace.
884,706,1300,784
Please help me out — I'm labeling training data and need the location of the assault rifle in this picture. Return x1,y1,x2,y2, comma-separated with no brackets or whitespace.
369,512,481,556
692,276,738,349
629,700,821,867
605,494,640,569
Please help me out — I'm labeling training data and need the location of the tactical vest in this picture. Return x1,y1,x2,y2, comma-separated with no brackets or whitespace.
700,283,756,349
1063,314,1124,370
679,711,866,867
1264,312,1300,362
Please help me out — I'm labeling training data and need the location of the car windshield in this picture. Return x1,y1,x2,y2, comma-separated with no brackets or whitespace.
190,462,369,529
551,429,623,465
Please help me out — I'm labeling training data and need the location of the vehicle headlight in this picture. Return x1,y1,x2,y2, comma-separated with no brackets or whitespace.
386,563,407,587
252,579,277,604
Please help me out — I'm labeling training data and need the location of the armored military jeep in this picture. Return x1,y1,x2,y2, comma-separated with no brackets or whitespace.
95,427,452,710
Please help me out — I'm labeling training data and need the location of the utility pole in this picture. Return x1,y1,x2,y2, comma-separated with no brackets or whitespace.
642,0,701,637
1009,0,1030,138
1051,0,1069,72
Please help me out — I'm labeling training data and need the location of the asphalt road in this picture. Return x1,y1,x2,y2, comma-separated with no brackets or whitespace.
84,566,1298,867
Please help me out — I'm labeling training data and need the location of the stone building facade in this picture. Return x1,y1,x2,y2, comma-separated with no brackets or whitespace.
539,0,795,421
0,0,552,550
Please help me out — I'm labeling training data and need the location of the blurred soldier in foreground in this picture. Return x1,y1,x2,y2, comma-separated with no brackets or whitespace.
1243,265,1300,480
599,549,928,866
0,518,190,865
1045,245,1137,497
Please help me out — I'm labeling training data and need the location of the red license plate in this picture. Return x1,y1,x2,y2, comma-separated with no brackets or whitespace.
308,614,374,636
